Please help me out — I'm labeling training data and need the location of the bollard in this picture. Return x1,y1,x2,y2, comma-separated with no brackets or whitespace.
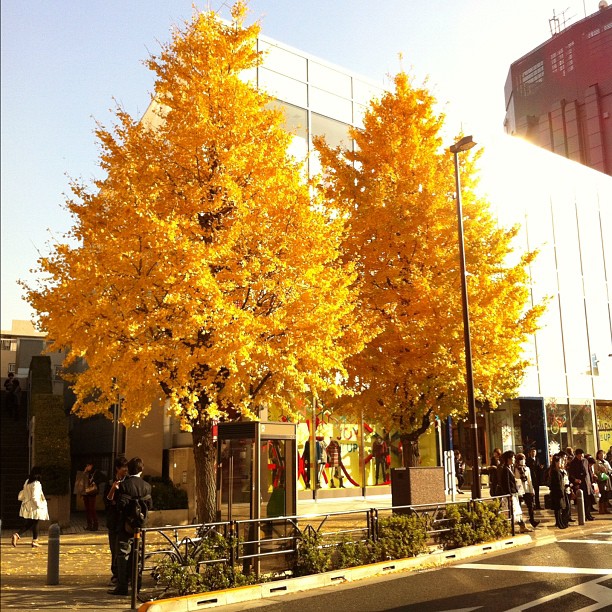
46,523,61,585
576,488,586,525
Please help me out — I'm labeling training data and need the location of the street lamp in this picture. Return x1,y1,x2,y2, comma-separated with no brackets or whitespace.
449,135,480,499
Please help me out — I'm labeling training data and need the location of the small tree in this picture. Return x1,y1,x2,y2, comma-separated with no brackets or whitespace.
24,2,367,522
316,73,544,464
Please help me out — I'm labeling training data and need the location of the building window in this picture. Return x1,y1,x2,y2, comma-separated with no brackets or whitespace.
1,339,17,351
518,60,544,95
550,42,574,77
8,363,16,373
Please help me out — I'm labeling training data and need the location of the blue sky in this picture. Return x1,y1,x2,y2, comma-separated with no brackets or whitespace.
0,0,595,327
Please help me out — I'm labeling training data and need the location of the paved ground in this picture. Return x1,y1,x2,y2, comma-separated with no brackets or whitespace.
1,502,610,612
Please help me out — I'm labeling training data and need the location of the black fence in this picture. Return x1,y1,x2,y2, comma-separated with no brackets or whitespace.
132,494,513,606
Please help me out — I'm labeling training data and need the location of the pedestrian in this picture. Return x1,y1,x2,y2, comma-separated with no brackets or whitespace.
372,434,389,485
82,460,104,531
12,466,49,547
567,448,595,521
557,451,575,525
594,449,611,514
498,450,532,533
454,449,466,494
526,447,544,509
565,447,574,463
549,454,568,529
107,457,152,597
586,455,598,513
606,446,612,466
104,456,129,586
488,447,502,496
514,452,539,528
4,372,21,420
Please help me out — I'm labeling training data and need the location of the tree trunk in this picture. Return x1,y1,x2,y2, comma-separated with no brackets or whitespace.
400,407,434,468
191,419,217,524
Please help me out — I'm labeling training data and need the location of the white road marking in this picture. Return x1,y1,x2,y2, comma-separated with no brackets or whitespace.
501,573,612,611
558,539,612,545
454,563,612,575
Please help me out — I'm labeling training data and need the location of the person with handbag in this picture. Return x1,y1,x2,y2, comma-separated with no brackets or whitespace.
82,460,103,531
12,466,49,547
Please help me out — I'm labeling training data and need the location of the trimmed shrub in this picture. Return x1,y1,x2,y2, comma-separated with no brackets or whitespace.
438,500,510,550
145,476,189,510
376,513,430,560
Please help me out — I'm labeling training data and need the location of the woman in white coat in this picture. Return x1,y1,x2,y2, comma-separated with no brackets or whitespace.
12,466,49,547
514,452,540,529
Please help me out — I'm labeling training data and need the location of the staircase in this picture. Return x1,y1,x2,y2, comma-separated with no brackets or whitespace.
1,390,30,529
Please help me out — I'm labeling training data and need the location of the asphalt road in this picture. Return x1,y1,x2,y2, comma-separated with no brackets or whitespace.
220,529,612,612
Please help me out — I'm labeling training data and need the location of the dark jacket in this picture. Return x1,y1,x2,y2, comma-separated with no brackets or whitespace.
116,475,152,538
567,456,593,495
526,455,543,486
498,464,518,495
548,468,566,510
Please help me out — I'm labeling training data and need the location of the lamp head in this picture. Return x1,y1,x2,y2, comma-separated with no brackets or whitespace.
450,135,476,154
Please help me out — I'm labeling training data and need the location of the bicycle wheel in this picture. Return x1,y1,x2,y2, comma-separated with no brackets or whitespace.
137,550,180,603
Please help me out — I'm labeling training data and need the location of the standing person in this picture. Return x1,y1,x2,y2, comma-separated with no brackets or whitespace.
104,456,129,586
567,448,595,521
11,466,49,547
514,452,539,528
565,447,574,463
488,448,502,496
558,451,575,525
606,446,612,466
526,447,544,509
454,450,465,494
107,457,152,597
549,454,568,529
302,439,312,489
4,372,21,420
372,434,389,485
498,450,532,533
594,449,611,514
82,460,104,531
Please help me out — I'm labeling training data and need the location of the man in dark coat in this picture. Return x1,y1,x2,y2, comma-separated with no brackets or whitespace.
566,448,594,521
107,457,152,596
103,456,129,586
526,447,544,509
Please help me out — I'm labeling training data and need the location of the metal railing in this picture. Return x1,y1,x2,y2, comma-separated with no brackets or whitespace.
134,494,512,605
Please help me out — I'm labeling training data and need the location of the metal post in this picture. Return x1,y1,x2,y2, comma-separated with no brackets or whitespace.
451,137,481,500
46,523,60,585
576,489,586,525
130,531,141,610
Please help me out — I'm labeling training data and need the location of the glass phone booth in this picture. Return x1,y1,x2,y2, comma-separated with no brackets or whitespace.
217,421,297,521
216,421,297,576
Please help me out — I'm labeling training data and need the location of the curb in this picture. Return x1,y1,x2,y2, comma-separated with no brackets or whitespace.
138,534,533,611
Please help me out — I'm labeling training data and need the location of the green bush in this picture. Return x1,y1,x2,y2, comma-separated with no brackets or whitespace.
40,464,72,496
292,527,330,576
155,532,258,596
145,477,189,510
329,538,376,570
438,500,510,550
376,513,430,560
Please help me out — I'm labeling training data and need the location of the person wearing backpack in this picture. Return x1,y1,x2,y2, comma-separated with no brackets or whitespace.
107,457,152,597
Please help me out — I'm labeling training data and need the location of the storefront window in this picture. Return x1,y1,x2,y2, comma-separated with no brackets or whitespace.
568,399,595,454
546,398,569,456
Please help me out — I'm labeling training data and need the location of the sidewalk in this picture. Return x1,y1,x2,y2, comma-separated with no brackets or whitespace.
1,505,610,612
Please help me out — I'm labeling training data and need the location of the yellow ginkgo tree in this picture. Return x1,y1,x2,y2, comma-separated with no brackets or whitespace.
23,2,368,522
316,73,545,466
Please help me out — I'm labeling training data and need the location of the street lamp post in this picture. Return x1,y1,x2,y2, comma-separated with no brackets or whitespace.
449,135,481,500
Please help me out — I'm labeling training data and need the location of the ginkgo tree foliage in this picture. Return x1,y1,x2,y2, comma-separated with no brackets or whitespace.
316,73,545,466
23,2,369,522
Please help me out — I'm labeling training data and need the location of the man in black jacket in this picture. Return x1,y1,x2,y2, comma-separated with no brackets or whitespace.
107,457,152,596
526,447,544,509
103,456,128,586
567,448,595,521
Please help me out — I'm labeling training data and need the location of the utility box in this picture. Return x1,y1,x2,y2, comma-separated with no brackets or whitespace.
391,466,446,509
